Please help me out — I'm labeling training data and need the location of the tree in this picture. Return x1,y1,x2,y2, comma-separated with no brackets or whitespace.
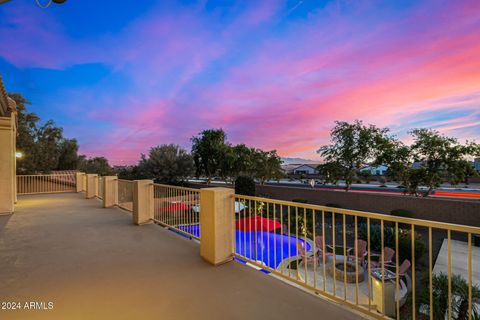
447,159,478,186
191,129,228,184
317,161,343,185
57,138,79,170
217,144,236,183
410,129,479,195
234,176,256,196
358,170,373,183
11,93,40,173
377,138,412,187
318,120,389,191
115,165,148,180
140,144,194,184
10,92,80,173
404,168,428,196
252,149,284,184
77,156,113,176
34,120,64,173
230,144,255,179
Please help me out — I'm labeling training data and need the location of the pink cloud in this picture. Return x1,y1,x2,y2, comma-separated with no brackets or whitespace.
3,1,480,164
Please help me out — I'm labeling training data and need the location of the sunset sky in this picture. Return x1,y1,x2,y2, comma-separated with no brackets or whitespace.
1,0,479,165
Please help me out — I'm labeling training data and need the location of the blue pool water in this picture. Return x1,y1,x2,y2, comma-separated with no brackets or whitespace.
177,224,311,269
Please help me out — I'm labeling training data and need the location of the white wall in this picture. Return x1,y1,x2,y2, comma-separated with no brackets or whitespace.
293,165,318,174
360,165,388,175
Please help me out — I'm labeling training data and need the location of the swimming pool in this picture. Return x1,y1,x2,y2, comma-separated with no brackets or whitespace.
177,224,312,269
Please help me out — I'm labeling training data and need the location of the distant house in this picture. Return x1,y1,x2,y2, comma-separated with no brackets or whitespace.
475,158,480,172
293,164,319,175
281,163,321,175
360,165,388,176
281,164,300,174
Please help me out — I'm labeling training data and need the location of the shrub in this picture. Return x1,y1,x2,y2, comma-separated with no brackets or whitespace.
282,200,315,238
398,229,425,263
235,176,255,196
417,273,480,320
390,209,414,218
358,223,425,262
358,223,396,252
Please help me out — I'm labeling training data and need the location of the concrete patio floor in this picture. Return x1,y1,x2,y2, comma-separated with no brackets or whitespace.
433,239,480,286
0,193,362,320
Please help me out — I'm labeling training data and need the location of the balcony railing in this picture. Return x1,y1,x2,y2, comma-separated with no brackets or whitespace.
117,179,133,211
233,194,480,320
152,183,200,240
17,173,76,195
13,174,480,319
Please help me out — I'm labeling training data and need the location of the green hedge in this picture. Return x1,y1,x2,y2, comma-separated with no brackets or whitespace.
235,176,255,196
358,223,425,263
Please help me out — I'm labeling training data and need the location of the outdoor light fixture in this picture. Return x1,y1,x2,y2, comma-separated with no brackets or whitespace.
15,152,23,159
0,0,66,8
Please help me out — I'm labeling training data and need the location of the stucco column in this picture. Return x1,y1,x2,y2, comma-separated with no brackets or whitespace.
199,187,234,265
86,174,98,199
103,176,118,208
75,172,85,192
0,116,15,214
133,180,153,225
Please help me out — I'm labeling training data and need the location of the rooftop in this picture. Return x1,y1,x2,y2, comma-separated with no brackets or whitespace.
0,193,360,320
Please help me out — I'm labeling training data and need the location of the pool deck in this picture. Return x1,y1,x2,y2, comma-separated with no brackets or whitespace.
0,193,362,320
295,258,408,310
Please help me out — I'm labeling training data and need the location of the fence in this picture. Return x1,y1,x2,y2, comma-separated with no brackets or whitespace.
233,194,480,320
117,179,133,211
17,173,76,195
152,183,200,240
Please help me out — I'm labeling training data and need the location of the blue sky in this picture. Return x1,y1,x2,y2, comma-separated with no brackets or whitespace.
1,0,479,164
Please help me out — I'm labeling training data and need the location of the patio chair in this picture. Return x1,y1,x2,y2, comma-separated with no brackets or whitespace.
314,236,333,263
347,239,368,266
369,247,395,268
297,242,318,267
384,259,412,292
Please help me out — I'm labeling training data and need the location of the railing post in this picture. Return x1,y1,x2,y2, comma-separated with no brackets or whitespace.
133,180,153,225
103,176,118,208
86,174,98,199
199,187,234,265
75,172,85,193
